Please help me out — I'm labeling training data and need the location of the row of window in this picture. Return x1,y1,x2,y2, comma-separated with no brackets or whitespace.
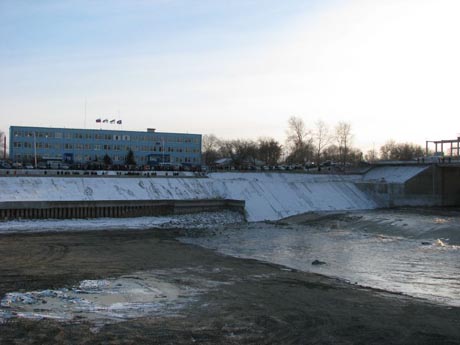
13,141,200,153
13,131,200,144
12,154,198,164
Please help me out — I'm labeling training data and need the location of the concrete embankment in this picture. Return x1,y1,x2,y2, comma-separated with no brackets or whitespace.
357,164,460,207
0,173,378,221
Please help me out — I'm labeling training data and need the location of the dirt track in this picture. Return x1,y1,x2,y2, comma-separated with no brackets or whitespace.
0,228,459,344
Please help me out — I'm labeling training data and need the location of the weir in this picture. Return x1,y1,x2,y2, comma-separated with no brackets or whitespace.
0,166,459,222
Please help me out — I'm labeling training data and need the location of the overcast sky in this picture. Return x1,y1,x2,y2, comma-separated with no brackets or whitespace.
1,0,459,150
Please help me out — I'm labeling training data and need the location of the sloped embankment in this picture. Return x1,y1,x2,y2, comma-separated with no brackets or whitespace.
0,173,378,221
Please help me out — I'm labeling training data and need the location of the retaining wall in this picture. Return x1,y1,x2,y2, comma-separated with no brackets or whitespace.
0,199,245,220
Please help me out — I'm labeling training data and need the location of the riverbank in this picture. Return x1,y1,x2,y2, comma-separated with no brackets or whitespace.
1,228,459,344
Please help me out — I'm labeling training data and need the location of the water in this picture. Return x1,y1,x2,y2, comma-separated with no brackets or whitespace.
1,209,458,324
0,269,210,324
181,209,460,307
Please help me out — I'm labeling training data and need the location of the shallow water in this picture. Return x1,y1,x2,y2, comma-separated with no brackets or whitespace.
1,209,458,325
0,269,219,324
181,210,460,307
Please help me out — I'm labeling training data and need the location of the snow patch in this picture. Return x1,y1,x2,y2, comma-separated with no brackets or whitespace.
362,166,428,183
0,173,378,221
0,211,244,234
0,272,197,323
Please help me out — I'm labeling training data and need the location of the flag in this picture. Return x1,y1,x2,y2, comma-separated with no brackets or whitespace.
110,119,116,124
117,120,122,124
103,119,108,123
96,118,101,123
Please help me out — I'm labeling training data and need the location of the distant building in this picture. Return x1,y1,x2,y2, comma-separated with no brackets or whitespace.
9,126,202,167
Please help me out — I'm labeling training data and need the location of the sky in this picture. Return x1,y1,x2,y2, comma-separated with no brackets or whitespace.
1,0,460,151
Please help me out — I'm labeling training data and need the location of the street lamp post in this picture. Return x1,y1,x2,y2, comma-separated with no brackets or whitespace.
33,131,37,168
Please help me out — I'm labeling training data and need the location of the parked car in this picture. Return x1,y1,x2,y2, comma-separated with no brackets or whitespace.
304,162,316,169
0,161,12,169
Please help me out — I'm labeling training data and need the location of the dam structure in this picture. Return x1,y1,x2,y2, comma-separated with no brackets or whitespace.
0,164,459,222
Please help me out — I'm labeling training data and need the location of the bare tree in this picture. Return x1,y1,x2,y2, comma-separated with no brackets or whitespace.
285,116,313,164
0,130,4,160
380,140,423,161
379,140,396,160
312,120,332,166
335,122,353,165
348,147,364,163
365,147,379,163
202,134,221,166
218,139,258,169
202,134,220,153
323,144,340,162
258,137,282,166
233,139,258,167
286,116,308,148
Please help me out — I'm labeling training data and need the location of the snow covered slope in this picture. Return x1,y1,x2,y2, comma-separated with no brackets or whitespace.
362,166,429,183
0,173,378,221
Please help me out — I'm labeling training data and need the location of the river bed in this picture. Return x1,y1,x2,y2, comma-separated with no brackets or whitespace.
181,209,460,307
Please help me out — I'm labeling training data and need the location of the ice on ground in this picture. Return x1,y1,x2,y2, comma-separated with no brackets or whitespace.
0,270,205,323
0,210,245,234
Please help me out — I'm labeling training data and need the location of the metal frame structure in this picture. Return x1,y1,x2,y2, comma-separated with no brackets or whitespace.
426,137,460,157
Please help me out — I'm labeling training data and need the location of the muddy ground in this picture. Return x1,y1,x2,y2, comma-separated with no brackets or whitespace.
0,228,459,344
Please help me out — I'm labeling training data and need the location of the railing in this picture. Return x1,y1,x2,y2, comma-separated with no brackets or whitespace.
0,169,207,178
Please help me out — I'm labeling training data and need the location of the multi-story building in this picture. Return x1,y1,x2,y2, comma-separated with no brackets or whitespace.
9,126,202,168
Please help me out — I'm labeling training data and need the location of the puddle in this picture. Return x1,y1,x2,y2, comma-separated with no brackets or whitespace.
0,271,202,323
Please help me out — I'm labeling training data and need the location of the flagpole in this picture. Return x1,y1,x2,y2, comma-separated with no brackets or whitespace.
84,98,87,129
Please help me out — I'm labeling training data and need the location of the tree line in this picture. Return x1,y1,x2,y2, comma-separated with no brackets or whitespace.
0,122,427,167
202,116,426,167
0,131,5,160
